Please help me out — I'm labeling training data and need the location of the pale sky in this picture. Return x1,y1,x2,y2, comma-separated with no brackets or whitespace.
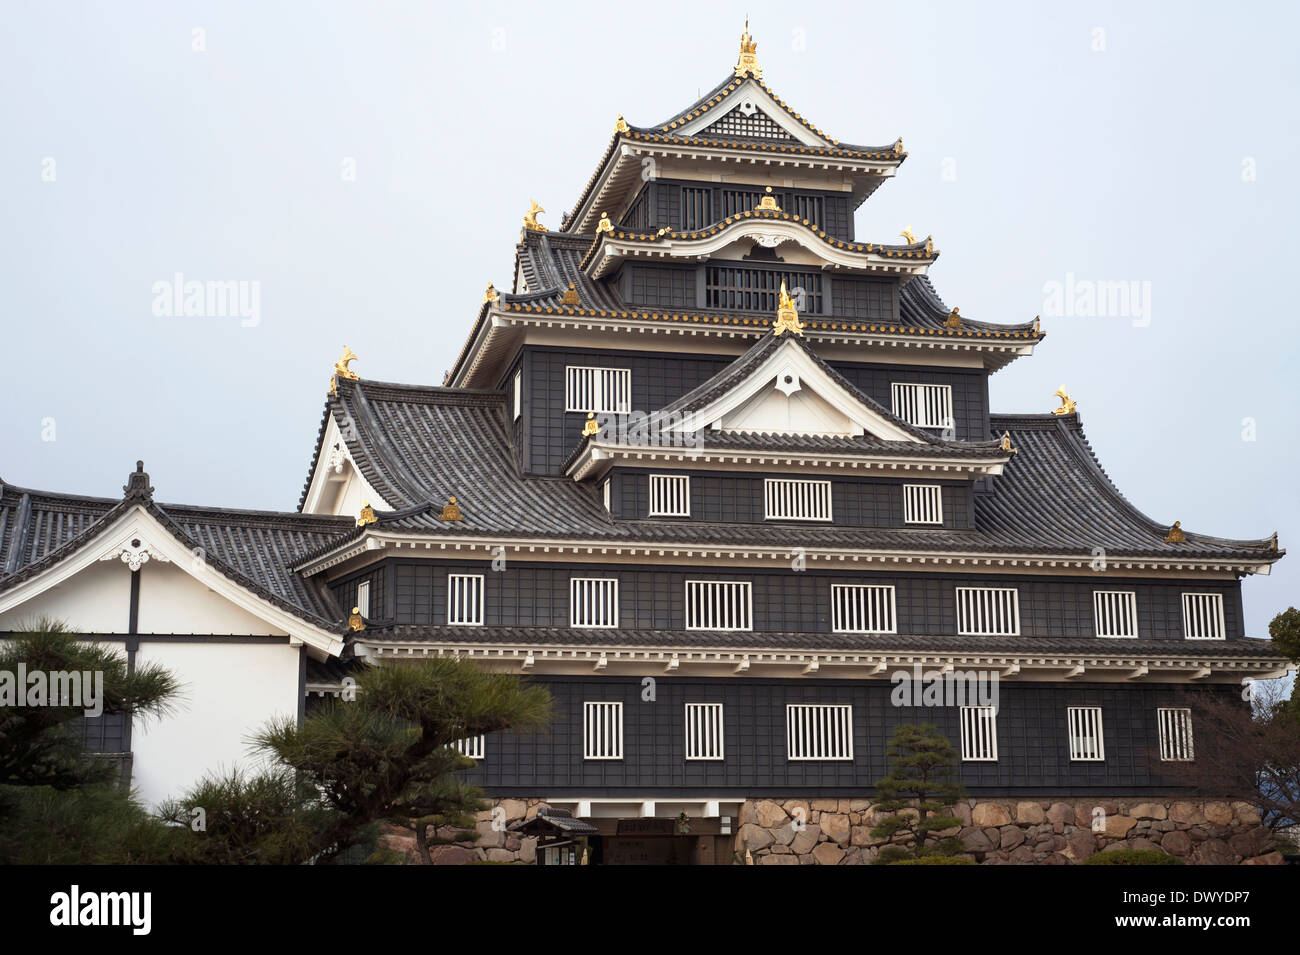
2,1,1297,638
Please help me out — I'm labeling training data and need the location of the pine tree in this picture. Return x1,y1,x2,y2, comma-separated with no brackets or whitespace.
870,723,967,863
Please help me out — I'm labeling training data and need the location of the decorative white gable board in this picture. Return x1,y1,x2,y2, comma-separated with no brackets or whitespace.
669,338,921,442
674,79,833,148
131,640,301,808
301,413,390,517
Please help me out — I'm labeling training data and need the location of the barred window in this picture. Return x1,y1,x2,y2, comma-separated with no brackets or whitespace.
1094,590,1138,638
1182,593,1225,640
720,188,763,219
705,266,823,313
1067,706,1105,761
649,474,690,517
681,187,712,230
570,577,618,628
788,194,824,225
955,586,1020,636
583,702,623,760
891,382,954,430
764,478,832,521
684,703,725,760
1157,708,1194,762
565,366,631,413
903,484,943,525
786,704,854,761
451,735,485,759
447,573,484,626
685,580,752,631
960,706,998,761
830,583,896,634
356,580,371,619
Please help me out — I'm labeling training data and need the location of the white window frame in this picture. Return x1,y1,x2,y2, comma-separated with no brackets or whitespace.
451,735,485,760
955,586,1021,636
1093,590,1139,638
684,703,725,761
565,365,631,413
684,580,753,631
786,704,854,761
512,369,522,421
764,478,832,522
583,702,623,760
601,478,611,512
1181,592,1226,640
960,705,998,762
355,580,371,619
1067,706,1105,761
446,573,484,626
891,382,954,430
830,583,897,634
1157,707,1194,762
570,577,619,629
648,474,691,517
902,484,944,525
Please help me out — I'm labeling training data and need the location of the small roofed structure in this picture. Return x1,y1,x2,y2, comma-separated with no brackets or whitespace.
509,807,599,865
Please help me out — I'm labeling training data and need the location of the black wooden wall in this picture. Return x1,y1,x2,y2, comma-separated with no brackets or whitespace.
618,178,854,240
461,676,1236,798
830,361,991,441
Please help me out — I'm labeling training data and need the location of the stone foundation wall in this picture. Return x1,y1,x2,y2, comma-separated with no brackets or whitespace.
378,798,548,865
735,797,1285,865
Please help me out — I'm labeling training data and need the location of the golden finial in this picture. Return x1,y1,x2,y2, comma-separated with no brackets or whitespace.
439,496,463,521
945,307,962,328
329,346,360,395
348,606,365,632
1271,531,1280,552
1033,315,1041,335
356,501,377,527
773,281,805,337
899,226,916,244
561,283,580,306
893,138,905,156
755,185,781,212
1164,521,1186,544
581,412,600,437
523,199,547,232
615,114,630,134
999,430,1018,455
734,18,763,79
596,212,613,234
484,282,500,304
1051,386,1077,416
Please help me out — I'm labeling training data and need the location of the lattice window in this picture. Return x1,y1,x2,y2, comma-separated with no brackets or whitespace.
831,584,896,634
1094,590,1138,638
720,188,763,219
786,704,854,761
1067,706,1105,761
565,366,631,413
891,382,953,430
960,706,998,761
788,194,824,225
685,580,752,631
570,577,618,628
681,187,712,230
451,735,485,759
903,484,943,525
649,474,690,517
583,702,623,759
705,266,823,313
684,703,725,760
701,107,794,141
955,586,1020,636
1157,708,1194,762
447,573,484,626
764,478,832,521
1182,593,1226,640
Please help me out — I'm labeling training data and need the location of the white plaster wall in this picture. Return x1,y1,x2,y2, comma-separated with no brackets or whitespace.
136,561,287,636
722,384,852,434
131,640,301,807
0,560,130,633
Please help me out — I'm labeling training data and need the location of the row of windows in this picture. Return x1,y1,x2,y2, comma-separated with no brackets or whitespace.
644,474,944,524
562,367,955,434
455,703,1195,764
444,573,1229,639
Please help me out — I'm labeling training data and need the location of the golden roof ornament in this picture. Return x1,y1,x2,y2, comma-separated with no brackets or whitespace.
1000,430,1018,454
734,18,762,79
440,496,463,521
561,283,580,306
1033,315,1041,335
925,237,935,256
329,346,360,395
615,114,630,134
755,186,781,212
893,138,905,157
356,501,377,527
899,226,916,244
581,412,600,436
773,281,805,337
1164,521,1186,544
596,212,613,234
1051,386,1077,416
348,606,365,632
484,282,500,304
945,307,963,328
523,199,547,232
1271,531,1280,552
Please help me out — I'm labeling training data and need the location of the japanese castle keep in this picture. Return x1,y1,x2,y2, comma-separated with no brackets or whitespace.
0,25,1290,865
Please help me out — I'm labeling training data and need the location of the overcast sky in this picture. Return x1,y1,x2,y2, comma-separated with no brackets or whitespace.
2,1,1297,638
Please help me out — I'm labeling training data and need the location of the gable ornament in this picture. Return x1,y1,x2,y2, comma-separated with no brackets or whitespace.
772,281,805,337
734,19,762,79
440,496,463,521
356,501,377,527
945,307,963,328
